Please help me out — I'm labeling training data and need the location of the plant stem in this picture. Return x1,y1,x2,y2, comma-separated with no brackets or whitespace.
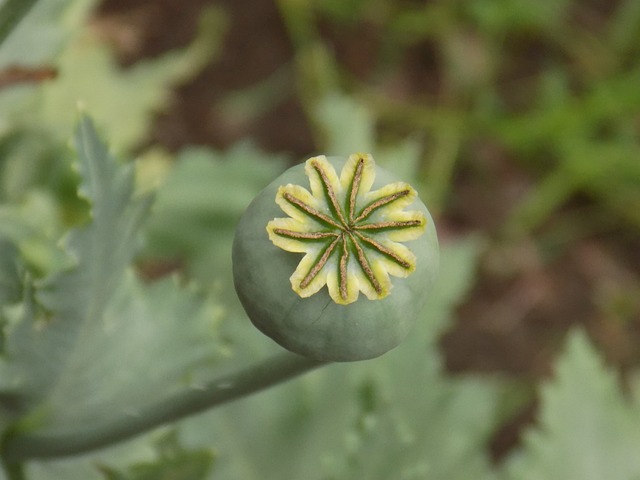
0,0,38,46
2,351,327,461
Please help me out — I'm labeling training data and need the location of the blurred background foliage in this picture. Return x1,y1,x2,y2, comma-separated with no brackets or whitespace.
90,0,640,380
0,0,639,478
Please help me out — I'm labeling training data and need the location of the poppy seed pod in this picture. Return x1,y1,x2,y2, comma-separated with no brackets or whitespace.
233,154,439,361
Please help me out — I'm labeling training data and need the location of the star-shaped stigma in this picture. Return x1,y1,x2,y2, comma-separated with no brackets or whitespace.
266,153,427,305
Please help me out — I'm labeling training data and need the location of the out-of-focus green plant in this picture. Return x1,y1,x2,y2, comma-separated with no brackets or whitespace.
1,0,640,479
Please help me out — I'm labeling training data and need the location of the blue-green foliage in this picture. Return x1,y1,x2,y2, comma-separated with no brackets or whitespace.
0,118,225,458
507,331,640,480
1,0,640,479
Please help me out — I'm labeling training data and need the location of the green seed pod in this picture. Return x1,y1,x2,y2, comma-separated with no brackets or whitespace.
233,153,439,361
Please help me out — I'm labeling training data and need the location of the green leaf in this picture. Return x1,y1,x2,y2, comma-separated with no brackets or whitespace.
315,93,375,156
143,143,287,289
36,10,221,152
0,191,73,278
505,330,640,480
0,0,92,68
0,117,224,447
98,431,215,480
1,115,151,414
0,0,92,148
0,4,224,153
313,93,424,186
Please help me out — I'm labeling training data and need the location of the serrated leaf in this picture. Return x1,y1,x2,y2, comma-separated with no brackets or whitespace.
0,117,224,446
505,330,640,480
0,116,151,409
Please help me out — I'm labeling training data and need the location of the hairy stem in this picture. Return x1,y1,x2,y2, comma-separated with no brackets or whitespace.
2,352,327,461
0,0,38,46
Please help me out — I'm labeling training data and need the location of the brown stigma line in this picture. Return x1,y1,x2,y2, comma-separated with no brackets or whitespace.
353,189,411,224
354,231,412,270
353,220,423,231
347,156,365,223
349,232,383,294
339,233,349,300
283,192,342,229
311,160,349,227
273,229,339,240
299,236,341,289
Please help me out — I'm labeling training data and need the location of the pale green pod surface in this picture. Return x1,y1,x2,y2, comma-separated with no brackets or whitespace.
232,154,439,361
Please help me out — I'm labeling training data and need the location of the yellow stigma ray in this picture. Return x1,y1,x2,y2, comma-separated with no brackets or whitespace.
266,153,426,305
